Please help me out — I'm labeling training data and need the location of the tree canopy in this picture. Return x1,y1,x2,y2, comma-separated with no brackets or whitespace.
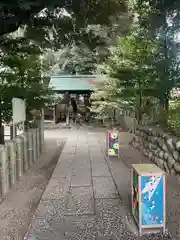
0,0,127,36
90,0,180,129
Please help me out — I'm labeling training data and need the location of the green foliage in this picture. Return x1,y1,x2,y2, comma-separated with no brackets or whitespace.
91,32,159,122
57,44,99,74
0,0,128,37
90,77,123,119
43,13,132,75
166,100,180,134
168,112,180,135
0,39,53,122
91,0,180,128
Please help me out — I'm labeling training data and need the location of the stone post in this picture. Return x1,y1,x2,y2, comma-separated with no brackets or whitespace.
15,137,24,180
5,140,17,187
27,130,33,166
41,108,44,148
65,92,69,125
53,105,56,124
36,128,40,158
31,129,37,162
19,133,28,172
34,120,44,154
0,145,10,196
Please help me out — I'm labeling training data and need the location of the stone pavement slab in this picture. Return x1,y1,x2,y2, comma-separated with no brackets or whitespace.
95,199,130,238
92,162,111,177
66,186,94,216
41,177,70,201
24,200,66,239
93,177,119,199
71,171,91,187
64,215,97,240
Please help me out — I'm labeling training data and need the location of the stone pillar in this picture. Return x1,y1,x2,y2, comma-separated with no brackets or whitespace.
0,145,10,196
34,120,44,153
41,108,44,147
32,129,37,162
15,137,24,180
5,140,17,187
65,92,69,125
27,130,33,166
53,105,56,124
20,133,28,172
36,128,40,158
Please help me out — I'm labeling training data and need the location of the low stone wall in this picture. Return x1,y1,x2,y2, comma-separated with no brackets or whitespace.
131,126,180,176
0,128,43,200
116,113,137,133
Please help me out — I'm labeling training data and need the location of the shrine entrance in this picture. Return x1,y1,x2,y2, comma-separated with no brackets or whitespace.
47,74,103,124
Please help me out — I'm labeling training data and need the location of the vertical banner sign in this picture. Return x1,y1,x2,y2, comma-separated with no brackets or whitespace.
12,98,26,137
141,175,163,226
12,98,26,124
107,131,119,157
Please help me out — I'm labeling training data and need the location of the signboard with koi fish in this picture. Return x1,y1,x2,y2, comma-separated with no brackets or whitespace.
141,176,163,226
131,164,166,236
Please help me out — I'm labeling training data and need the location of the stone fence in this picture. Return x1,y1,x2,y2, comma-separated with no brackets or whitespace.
116,112,137,133
0,128,43,200
131,126,180,177
118,113,180,177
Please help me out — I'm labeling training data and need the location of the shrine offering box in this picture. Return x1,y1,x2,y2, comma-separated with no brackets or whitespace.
131,164,166,236
106,130,120,158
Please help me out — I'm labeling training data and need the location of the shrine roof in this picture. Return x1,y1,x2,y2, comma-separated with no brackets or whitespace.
49,74,103,93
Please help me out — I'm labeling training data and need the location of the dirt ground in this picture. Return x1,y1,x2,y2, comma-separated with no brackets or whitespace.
0,137,66,240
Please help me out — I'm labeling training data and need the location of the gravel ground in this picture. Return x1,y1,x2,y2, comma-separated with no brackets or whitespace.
0,132,66,240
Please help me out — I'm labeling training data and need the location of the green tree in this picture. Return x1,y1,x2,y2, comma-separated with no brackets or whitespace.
0,39,54,142
42,13,132,75
91,1,180,127
100,35,158,123
0,0,127,36
135,0,180,114
90,77,122,121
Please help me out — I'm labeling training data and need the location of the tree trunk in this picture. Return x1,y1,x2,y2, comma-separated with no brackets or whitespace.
113,109,116,125
162,13,169,123
136,79,143,124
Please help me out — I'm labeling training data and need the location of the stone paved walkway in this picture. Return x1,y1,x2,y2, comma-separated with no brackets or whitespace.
24,126,173,240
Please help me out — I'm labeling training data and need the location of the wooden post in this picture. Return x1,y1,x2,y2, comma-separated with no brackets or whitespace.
163,175,166,234
131,167,133,214
139,175,142,236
